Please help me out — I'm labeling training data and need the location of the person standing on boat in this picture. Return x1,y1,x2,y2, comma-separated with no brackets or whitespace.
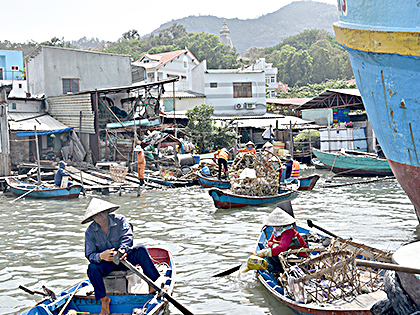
214,148,229,179
255,209,308,259
239,141,256,154
284,155,300,179
82,198,160,315
54,161,72,187
132,140,146,186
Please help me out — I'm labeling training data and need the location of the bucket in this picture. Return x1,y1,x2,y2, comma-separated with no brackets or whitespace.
177,154,195,166
193,155,200,165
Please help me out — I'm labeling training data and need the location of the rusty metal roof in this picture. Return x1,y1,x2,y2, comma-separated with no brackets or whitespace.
8,112,70,131
296,89,364,111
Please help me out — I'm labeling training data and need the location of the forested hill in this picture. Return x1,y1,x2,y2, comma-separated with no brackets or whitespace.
153,1,339,53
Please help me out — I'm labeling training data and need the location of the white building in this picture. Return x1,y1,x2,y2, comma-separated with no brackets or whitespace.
133,49,200,92
265,62,278,98
191,59,267,116
25,46,132,97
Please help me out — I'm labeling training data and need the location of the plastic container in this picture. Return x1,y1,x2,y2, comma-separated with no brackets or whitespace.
246,255,268,271
193,155,200,165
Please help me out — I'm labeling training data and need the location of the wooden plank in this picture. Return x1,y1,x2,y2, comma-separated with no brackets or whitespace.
66,166,109,185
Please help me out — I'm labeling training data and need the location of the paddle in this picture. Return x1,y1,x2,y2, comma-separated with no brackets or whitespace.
307,219,341,239
10,185,39,203
79,171,86,197
19,285,48,297
212,263,243,277
113,249,194,315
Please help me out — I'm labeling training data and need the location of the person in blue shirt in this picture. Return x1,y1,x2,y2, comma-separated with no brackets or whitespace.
54,161,72,187
82,198,160,315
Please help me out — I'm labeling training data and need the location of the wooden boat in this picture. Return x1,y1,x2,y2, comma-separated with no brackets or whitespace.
146,176,195,188
197,173,231,189
286,174,320,191
208,183,298,209
254,225,392,315
333,0,420,220
311,158,327,170
18,247,175,315
6,177,82,199
312,148,393,177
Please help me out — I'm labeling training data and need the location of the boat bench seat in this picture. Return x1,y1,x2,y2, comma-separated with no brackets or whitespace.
328,290,387,308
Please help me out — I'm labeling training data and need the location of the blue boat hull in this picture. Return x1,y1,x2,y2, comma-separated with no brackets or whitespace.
18,247,175,315
312,148,393,177
7,179,82,199
197,173,231,189
334,0,420,219
208,188,297,209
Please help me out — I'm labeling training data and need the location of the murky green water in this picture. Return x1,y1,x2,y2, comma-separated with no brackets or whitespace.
0,168,419,315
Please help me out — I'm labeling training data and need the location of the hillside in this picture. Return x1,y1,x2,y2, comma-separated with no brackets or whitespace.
153,1,339,53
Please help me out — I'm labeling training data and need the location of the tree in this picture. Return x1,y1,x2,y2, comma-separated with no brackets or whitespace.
277,79,357,98
121,29,140,41
185,104,236,153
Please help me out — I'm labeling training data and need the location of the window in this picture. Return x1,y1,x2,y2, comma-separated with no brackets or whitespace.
0,68,3,80
271,76,276,83
210,82,217,88
265,77,270,84
183,56,188,69
233,82,252,98
62,79,80,94
12,103,16,109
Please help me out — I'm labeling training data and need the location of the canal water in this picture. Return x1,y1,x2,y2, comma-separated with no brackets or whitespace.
1,167,419,315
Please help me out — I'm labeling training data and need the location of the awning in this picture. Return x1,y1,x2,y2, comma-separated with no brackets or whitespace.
16,127,74,137
8,112,74,137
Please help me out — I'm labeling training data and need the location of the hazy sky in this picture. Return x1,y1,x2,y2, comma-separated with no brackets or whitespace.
4,0,338,43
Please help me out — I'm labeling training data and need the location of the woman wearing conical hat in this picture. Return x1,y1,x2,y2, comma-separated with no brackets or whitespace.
238,141,256,154
82,198,160,315
254,209,308,258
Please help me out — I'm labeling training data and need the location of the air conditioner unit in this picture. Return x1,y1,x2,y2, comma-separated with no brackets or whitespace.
235,103,244,110
246,103,256,109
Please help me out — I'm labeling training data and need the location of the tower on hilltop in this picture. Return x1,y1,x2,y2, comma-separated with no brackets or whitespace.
219,19,233,49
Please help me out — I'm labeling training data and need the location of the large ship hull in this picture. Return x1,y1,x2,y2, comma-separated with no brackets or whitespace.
334,0,420,220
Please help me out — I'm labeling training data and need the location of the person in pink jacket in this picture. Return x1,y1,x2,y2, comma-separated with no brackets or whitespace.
255,209,308,258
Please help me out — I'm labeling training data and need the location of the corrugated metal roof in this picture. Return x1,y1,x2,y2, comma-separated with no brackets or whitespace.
266,98,312,106
296,89,364,111
159,90,206,99
47,94,95,134
226,115,318,130
8,112,69,131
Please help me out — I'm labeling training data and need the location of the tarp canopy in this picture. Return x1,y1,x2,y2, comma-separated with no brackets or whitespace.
16,127,74,137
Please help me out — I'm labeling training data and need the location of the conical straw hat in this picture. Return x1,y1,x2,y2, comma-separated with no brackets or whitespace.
263,141,272,148
81,198,120,224
263,209,296,226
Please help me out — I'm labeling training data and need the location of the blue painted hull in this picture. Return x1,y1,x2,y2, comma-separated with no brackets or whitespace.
18,247,175,315
6,178,81,199
334,0,420,219
208,188,297,209
312,148,393,177
197,173,231,189
285,175,320,191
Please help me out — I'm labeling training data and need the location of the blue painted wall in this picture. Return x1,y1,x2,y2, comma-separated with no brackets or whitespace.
0,50,24,80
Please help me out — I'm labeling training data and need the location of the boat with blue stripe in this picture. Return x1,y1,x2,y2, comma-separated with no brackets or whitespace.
197,173,231,189
18,247,176,315
6,178,82,199
333,0,420,219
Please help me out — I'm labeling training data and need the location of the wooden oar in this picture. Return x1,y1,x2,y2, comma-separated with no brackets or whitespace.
355,259,420,275
10,185,39,203
113,249,194,315
79,171,86,197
